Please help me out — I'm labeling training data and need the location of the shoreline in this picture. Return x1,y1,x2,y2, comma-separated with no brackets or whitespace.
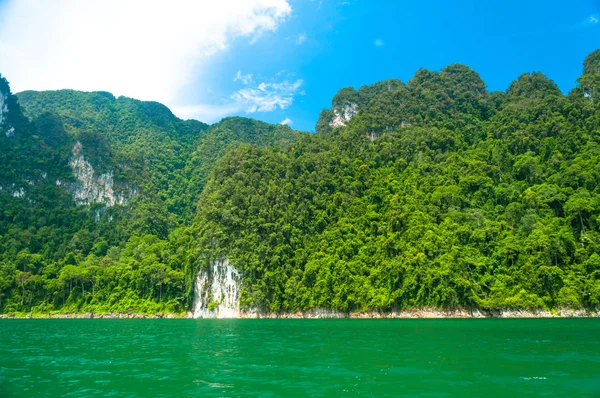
219,308,600,319
0,312,183,319
1,308,598,319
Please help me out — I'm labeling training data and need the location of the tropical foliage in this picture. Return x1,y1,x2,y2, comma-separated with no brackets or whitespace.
191,50,600,313
0,83,299,314
0,49,599,315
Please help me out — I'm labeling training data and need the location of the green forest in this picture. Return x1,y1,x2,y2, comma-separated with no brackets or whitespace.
0,49,599,315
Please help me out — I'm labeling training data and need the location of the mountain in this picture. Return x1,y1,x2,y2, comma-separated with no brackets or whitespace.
1,49,599,317
190,49,600,314
15,90,301,224
315,79,404,135
0,79,301,314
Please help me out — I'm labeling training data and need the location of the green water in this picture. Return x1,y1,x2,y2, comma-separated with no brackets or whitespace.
0,319,599,397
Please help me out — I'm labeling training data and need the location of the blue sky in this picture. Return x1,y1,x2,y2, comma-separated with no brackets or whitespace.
0,0,599,131
199,0,600,131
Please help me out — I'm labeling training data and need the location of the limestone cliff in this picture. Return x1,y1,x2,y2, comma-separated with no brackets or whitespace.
0,85,15,137
329,102,358,128
68,141,135,207
192,259,245,318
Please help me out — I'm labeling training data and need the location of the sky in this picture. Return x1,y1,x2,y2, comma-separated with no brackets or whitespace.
0,0,599,132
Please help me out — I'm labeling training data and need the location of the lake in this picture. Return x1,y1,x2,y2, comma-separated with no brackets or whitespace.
1,319,599,397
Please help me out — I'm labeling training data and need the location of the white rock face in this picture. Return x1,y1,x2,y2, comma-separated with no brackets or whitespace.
0,90,14,138
329,103,358,128
193,259,246,318
69,141,132,206
0,91,7,125
367,132,378,142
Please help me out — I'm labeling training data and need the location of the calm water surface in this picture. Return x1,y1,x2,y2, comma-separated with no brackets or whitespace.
0,319,599,397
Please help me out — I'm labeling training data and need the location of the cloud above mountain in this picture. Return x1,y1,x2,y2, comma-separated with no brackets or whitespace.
0,0,292,109
173,71,303,123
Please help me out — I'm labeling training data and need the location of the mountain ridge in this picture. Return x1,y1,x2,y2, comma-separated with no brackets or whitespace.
0,77,303,314
0,49,599,316
190,49,600,314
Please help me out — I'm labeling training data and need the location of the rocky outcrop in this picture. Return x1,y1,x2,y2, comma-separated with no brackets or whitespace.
329,103,358,128
0,183,26,199
68,141,134,206
189,262,600,319
0,89,15,138
0,90,7,125
192,259,247,318
316,80,405,134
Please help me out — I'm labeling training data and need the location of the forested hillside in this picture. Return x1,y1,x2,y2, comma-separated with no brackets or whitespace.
191,49,600,313
1,49,599,316
0,81,300,314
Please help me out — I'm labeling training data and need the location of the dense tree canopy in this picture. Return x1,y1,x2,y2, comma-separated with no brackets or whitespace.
191,50,600,313
0,81,300,314
0,49,599,315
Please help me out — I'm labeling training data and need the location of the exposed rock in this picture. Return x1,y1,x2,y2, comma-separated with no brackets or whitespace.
0,91,7,126
329,103,358,128
0,90,15,138
68,141,134,207
193,259,249,318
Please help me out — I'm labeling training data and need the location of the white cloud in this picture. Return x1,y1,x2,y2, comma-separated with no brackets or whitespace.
234,70,254,85
280,118,293,125
296,33,307,45
0,0,292,107
374,39,384,47
580,14,600,27
232,79,303,113
172,75,304,122
171,103,243,123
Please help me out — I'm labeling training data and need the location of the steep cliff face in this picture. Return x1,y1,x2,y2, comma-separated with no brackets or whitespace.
0,87,15,138
329,103,358,128
68,141,134,206
0,90,7,125
192,259,245,318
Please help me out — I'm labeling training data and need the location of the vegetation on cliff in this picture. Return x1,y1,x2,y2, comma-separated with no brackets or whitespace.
0,82,300,314
0,49,599,315
191,50,600,313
